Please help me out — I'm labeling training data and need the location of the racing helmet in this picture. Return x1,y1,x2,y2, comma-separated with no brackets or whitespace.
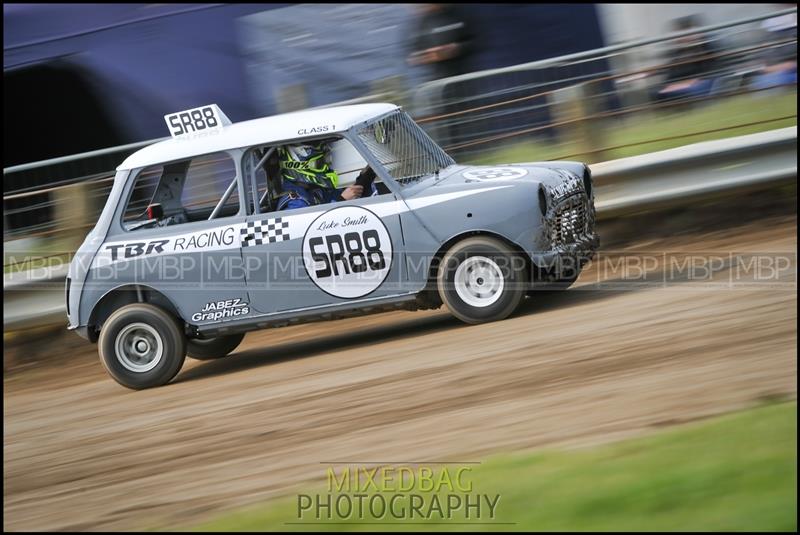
278,142,339,189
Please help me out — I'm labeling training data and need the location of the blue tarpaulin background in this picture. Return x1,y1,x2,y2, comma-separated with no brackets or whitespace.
3,3,606,165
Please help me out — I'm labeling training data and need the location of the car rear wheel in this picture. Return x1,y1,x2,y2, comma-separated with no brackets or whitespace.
98,303,186,390
187,333,245,360
437,236,527,324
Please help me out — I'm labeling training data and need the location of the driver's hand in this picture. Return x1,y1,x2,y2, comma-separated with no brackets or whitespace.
340,185,364,201
359,165,376,181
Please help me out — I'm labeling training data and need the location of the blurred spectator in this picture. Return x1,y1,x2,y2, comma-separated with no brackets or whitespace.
653,16,718,102
407,4,475,81
751,7,797,91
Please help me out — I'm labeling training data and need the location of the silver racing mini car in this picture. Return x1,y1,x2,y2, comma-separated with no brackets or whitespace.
66,103,599,389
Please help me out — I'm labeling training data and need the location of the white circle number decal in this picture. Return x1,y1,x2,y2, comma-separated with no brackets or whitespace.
462,167,528,180
303,206,393,299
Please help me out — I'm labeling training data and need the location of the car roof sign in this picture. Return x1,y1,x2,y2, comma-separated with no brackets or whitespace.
164,104,231,138
120,103,399,171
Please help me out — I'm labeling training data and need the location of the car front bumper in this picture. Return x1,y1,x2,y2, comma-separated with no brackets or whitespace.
530,231,600,278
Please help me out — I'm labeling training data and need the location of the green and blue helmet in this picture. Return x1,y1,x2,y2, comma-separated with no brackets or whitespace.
278,143,339,189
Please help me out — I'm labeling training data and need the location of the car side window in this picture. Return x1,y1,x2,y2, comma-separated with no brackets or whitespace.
246,147,276,214
122,152,240,231
181,153,239,216
122,165,162,224
245,138,392,216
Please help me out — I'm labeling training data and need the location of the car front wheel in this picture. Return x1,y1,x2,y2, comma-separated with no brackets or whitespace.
187,333,245,360
437,236,527,324
98,303,187,390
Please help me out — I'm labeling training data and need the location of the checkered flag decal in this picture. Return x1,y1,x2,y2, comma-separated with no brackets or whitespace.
240,217,291,247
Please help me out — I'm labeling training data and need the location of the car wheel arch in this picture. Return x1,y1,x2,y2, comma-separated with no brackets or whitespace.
88,284,183,340
427,230,531,284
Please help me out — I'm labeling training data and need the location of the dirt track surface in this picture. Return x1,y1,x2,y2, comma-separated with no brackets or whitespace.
4,216,797,531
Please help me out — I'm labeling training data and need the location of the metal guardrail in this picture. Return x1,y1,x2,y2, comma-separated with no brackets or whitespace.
593,126,798,216
2,139,168,175
3,126,796,331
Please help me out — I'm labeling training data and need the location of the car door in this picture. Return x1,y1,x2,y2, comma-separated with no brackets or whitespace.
97,151,251,326
240,149,407,316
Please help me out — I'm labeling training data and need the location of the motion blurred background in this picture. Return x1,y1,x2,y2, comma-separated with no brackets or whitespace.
3,3,797,532
2,3,796,268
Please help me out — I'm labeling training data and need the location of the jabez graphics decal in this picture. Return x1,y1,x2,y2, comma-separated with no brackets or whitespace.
192,298,250,322
302,206,393,299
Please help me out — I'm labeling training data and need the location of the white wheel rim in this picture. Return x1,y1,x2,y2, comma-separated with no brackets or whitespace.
454,256,505,308
115,322,163,373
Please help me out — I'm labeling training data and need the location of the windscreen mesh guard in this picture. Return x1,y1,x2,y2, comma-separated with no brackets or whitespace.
357,111,455,187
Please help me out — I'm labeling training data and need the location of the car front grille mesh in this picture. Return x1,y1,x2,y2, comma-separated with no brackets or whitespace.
549,197,590,248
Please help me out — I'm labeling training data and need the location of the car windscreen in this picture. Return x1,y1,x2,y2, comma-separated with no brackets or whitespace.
356,111,455,187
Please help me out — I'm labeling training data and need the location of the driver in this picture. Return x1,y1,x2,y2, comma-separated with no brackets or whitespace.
276,142,376,210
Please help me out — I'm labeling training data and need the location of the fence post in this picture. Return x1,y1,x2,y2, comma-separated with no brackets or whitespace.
52,182,92,252
551,80,607,163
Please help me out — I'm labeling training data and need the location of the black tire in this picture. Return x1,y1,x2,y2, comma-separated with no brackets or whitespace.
98,303,187,390
187,333,245,361
437,236,527,324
